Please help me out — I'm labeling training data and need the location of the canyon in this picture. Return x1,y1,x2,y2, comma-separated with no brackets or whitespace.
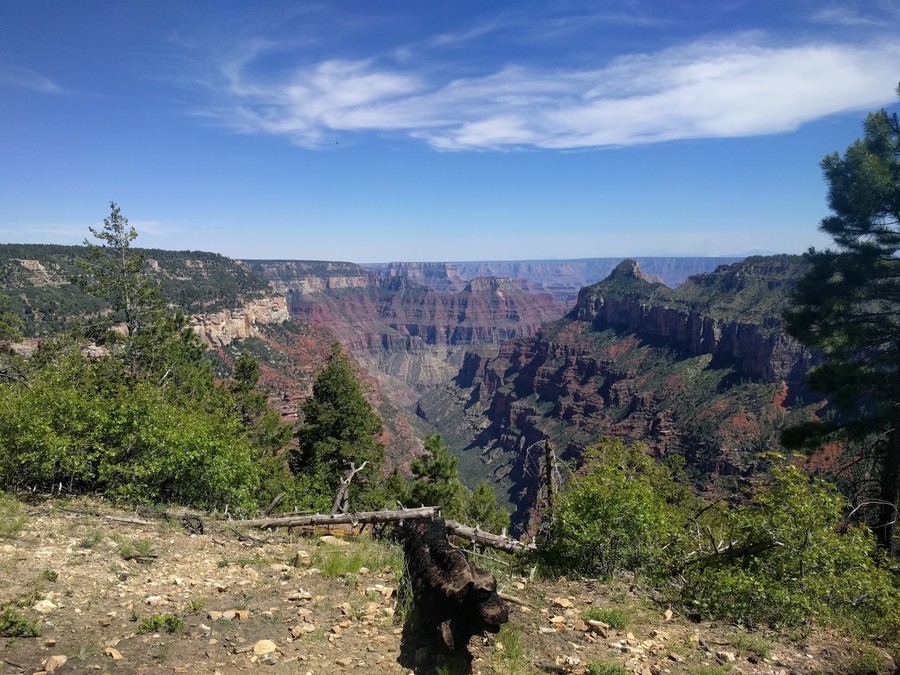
3,246,820,525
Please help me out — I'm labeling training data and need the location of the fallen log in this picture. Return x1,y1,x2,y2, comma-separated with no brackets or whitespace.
399,518,509,654
444,520,535,553
241,506,439,529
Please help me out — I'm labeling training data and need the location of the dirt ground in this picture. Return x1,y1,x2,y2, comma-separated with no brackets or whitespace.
0,498,895,675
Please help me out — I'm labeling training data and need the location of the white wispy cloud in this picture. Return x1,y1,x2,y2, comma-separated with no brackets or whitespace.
0,64,62,93
204,36,900,151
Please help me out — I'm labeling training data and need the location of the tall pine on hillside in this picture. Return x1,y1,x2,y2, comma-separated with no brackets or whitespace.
784,98,900,552
292,343,385,505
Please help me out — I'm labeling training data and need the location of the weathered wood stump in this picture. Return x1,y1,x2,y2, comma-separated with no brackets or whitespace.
399,518,509,653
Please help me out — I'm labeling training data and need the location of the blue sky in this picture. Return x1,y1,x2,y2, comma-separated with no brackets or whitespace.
1,1,898,262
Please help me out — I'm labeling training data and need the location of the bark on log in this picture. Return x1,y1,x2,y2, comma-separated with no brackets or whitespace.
444,520,535,553
399,518,509,654
241,506,439,529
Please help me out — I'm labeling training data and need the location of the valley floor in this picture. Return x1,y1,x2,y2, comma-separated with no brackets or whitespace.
0,499,894,675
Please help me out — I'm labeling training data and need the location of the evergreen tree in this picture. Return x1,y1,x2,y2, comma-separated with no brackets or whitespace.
466,480,510,533
409,433,467,520
292,344,384,502
784,100,900,551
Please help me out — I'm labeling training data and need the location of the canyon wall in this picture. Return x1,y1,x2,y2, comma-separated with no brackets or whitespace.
416,256,823,528
363,257,743,303
190,295,289,347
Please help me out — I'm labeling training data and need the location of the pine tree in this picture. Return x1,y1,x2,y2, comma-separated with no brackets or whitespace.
292,344,384,501
409,433,467,520
784,101,900,551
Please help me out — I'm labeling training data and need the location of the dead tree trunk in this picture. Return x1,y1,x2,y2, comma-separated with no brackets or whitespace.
242,506,439,529
398,518,509,654
331,461,367,515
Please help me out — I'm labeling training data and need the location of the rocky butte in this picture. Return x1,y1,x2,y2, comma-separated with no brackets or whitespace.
415,256,824,528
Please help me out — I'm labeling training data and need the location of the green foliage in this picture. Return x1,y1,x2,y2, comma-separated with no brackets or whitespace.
539,439,693,579
80,530,104,549
0,605,40,637
0,206,297,512
486,624,530,675
119,539,155,561
403,435,509,532
681,466,900,636
37,570,58,583
731,630,771,660
466,479,510,534
846,646,893,675
137,613,184,634
586,663,628,675
0,491,26,538
0,293,23,345
582,607,630,630
410,434,468,520
783,105,900,550
292,343,385,508
312,537,403,579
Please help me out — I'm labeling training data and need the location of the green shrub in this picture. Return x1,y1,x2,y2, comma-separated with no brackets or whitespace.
731,629,771,659
119,539,155,561
80,530,104,549
538,439,694,579
681,466,900,637
137,613,184,634
0,605,40,637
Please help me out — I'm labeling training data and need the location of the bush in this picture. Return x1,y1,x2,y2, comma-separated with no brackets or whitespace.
538,439,693,579
137,613,184,634
681,466,900,637
0,605,40,637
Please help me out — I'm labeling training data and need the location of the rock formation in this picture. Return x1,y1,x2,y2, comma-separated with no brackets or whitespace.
190,295,289,347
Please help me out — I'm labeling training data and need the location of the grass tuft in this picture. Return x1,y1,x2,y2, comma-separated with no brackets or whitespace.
582,607,630,630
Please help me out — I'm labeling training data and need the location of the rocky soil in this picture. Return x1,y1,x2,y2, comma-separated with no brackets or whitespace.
0,499,894,675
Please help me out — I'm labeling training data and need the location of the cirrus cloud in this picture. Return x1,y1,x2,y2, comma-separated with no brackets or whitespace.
204,37,900,151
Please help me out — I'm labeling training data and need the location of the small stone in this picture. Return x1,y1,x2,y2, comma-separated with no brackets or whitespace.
358,567,369,575
587,620,610,638
104,647,124,661
43,655,67,673
44,639,57,648
549,615,566,624
668,652,685,663
207,610,223,621
319,535,350,547
173,577,183,585
293,551,311,566
144,595,163,605
539,627,556,635
551,597,574,609
260,653,278,665
663,608,674,621
33,599,57,613
233,645,253,654
288,589,312,602
253,640,278,655
716,650,736,664
336,657,354,666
